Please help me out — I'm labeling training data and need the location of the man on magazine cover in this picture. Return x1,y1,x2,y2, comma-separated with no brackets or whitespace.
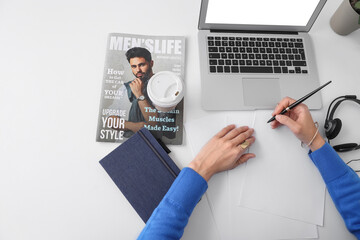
109,47,178,139
108,47,158,138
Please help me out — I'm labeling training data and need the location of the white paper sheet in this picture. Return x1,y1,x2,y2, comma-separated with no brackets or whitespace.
186,113,318,239
239,110,326,225
227,113,318,239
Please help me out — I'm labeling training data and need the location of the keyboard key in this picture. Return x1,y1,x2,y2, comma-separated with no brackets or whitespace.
208,41,214,46
224,66,230,72
240,66,273,73
215,41,221,46
222,41,228,46
218,60,225,65
209,53,220,58
235,54,241,59
274,67,281,73
232,60,238,65
282,67,288,73
231,66,239,73
217,66,224,73
246,60,252,65
208,36,214,40
260,60,266,66
302,70,308,74
266,60,272,66
209,60,217,65
210,66,216,72
293,61,307,66
228,53,234,59
295,67,301,73
253,60,259,65
208,47,218,52
239,60,245,65
295,43,304,48
289,70,295,73
219,47,225,52
225,60,232,65
221,53,227,58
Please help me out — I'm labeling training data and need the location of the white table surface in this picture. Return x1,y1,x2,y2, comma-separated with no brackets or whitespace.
0,0,359,239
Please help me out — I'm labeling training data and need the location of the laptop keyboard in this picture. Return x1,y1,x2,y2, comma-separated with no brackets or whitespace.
207,36,308,74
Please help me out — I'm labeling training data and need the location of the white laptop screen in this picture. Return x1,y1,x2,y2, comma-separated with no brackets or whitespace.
206,0,320,26
199,0,326,32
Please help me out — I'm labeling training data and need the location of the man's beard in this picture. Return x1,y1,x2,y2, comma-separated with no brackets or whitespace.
135,70,152,82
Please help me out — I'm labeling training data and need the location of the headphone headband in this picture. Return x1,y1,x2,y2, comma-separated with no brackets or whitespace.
328,96,360,121
325,95,360,152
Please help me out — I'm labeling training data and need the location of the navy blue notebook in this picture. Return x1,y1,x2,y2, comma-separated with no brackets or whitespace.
99,127,180,223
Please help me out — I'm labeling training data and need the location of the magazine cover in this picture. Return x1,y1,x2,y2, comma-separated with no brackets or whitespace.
96,33,185,145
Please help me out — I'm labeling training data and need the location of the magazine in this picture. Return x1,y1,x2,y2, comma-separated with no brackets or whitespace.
96,33,185,145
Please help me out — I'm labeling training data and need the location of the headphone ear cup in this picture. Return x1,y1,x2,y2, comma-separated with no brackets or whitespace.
325,118,342,140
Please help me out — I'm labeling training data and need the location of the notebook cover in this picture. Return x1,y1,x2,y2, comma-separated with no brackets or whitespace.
99,127,180,223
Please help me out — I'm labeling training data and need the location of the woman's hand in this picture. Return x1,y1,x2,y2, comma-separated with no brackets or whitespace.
270,97,325,151
188,125,256,181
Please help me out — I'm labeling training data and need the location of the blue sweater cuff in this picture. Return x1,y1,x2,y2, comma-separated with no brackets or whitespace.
165,167,208,215
309,142,349,183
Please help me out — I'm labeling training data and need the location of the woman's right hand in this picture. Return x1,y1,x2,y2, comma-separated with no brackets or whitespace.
270,97,325,151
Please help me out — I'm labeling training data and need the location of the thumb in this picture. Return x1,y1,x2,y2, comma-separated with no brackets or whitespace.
275,114,298,133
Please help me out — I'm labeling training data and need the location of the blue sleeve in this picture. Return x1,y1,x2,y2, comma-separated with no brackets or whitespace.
137,167,208,240
309,143,360,239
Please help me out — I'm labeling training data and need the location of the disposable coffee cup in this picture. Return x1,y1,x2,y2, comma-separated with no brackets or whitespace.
147,71,185,112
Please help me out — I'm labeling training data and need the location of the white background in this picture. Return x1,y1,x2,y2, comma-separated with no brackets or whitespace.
0,0,360,239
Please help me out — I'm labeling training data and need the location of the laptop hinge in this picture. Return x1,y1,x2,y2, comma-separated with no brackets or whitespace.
210,29,298,35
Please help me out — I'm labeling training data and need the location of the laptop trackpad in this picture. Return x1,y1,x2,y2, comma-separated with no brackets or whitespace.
242,78,281,107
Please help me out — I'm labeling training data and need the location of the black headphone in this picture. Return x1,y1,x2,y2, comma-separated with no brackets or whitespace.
324,95,360,152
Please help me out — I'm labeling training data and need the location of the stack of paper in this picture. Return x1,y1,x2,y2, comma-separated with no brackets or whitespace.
185,110,326,239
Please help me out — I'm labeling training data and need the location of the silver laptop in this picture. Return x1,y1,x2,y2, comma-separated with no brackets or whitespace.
198,0,327,110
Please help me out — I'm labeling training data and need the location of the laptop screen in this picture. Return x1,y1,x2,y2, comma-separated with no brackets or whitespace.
199,0,327,32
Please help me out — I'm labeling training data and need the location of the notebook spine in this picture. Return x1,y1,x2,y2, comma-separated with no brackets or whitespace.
138,130,178,178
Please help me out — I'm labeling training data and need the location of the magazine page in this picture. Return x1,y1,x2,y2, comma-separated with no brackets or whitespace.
96,33,185,144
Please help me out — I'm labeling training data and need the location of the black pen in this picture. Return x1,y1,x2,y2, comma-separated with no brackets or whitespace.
267,81,332,123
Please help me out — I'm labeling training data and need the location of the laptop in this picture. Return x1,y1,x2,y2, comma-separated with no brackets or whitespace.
198,0,327,110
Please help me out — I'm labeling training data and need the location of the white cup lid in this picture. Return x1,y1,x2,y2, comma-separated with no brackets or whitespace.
147,71,184,108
